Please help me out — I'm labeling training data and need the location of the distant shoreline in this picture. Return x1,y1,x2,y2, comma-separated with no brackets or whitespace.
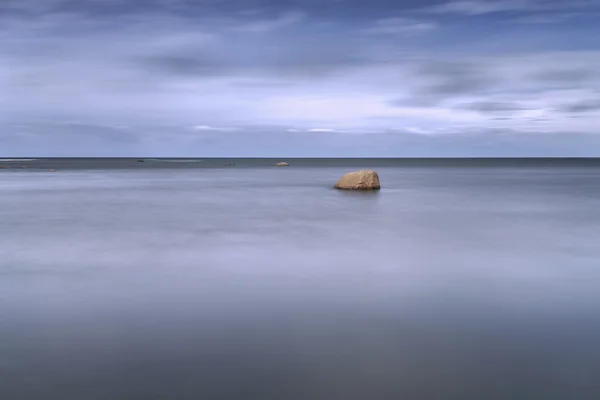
1,157,599,160
2,157,600,171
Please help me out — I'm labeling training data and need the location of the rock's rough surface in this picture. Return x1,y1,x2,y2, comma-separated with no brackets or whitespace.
275,162,290,167
334,170,381,190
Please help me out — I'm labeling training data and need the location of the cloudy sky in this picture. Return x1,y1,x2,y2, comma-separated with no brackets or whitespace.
2,0,600,156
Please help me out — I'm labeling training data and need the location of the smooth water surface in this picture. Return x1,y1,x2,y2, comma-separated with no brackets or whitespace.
1,165,600,399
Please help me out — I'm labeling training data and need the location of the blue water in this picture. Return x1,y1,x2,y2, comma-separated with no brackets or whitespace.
1,165,600,399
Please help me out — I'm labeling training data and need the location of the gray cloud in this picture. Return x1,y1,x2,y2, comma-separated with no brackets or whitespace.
417,61,490,91
505,11,593,24
559,99,600,113
138,54,233,77
388,52,600,110
419,0,600,16
2,0,600,156
0,0,444,19
421,0,536,15
457,101,530,113
533,68,597,83
134,31,370,79
390,60,492,106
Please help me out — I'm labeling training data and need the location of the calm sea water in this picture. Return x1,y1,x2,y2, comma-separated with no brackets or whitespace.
1,160,600,399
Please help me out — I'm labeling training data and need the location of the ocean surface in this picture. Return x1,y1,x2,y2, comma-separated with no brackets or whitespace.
1,159,600,399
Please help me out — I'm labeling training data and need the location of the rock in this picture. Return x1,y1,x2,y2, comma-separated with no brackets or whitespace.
49,169,56,172
334,170,381,190
275,162,289,167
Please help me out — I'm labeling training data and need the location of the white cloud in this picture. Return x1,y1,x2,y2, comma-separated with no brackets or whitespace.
234,12,305,33
366,18,437,34
191,125,240,131
404,126,432,134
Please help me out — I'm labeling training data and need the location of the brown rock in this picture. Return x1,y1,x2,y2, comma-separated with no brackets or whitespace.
275,162,289,167
334,170,381,190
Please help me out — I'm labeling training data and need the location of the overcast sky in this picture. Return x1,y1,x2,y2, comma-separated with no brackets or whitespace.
2,0,600,156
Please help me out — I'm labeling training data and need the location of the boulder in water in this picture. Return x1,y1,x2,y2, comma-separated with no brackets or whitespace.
275,162,289,167
334,170,381,190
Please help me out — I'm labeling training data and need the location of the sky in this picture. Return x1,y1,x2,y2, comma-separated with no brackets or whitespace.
2,0,600,157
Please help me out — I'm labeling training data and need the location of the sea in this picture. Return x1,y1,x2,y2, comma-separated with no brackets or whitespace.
1,158,600,399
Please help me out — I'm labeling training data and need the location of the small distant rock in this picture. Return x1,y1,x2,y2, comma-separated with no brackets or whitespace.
334,170,381,190
275,162,289,167
49,169,56,172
